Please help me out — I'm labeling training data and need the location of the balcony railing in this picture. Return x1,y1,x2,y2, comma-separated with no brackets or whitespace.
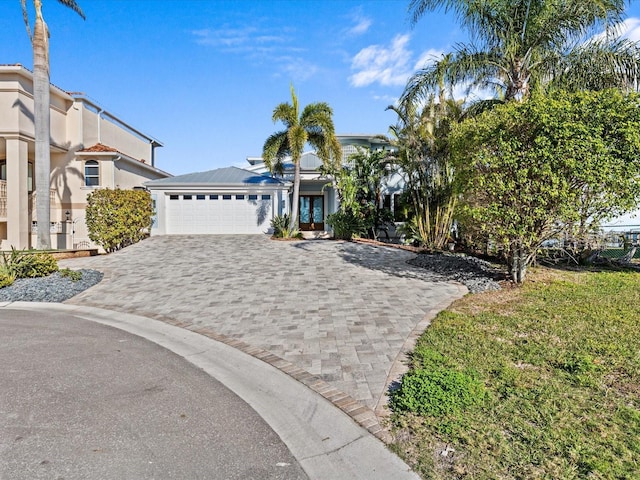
0,180,56,220
0,180,6,218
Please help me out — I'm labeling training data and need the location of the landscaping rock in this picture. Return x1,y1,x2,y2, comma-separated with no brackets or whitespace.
0,269,103,303
408,253,504,293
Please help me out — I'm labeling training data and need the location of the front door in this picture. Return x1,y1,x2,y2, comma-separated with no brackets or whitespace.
299,195,324,231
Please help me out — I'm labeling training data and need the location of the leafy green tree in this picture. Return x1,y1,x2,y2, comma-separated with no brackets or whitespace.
451,89,640,283
85,188,154,253
262,85,342,234
388,88,465,249
404,0,640,104
21,0,85,249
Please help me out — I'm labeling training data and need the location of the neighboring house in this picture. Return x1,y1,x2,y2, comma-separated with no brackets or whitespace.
0,65,170,250
146,135,400,237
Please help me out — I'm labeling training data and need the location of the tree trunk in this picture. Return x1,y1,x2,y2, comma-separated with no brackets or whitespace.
510,246,528,284
289,159,301,233
619,246,637,263
33,0,52,250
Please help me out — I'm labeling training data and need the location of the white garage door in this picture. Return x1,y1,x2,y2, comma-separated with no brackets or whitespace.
165,193,273,234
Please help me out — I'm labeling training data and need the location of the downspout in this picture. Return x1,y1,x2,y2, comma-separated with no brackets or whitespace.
113,155,121,188
97,108,104,144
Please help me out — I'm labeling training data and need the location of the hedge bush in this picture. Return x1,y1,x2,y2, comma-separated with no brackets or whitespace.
86,188,154,253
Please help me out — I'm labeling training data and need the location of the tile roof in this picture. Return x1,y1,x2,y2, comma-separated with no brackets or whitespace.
78,143,120,153
77,143,149,164
145,167,286,186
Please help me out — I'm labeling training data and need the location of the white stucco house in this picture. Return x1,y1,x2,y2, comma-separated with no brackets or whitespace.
145,167,290,235
146,135,402,237
0,64,170,250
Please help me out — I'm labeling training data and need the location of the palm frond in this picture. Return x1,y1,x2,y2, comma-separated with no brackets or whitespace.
57,0,86,20
272,102,297,127
551,37,640,92
21,0,32,39
262,131,289,175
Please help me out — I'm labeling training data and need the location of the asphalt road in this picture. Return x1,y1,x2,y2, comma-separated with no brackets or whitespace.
0,308,308,480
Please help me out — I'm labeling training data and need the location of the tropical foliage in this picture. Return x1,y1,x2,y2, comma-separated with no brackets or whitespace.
85,188,154,253
404,0,640,105
451,89,640,283
21,0,85,249
388,88,464,249
328,147,394,240
1,247,58,281
263,85,341,234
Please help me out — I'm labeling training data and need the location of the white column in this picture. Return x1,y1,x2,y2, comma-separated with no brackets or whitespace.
5,138,29,249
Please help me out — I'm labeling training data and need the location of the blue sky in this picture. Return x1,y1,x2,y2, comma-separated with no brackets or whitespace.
3,1,640,176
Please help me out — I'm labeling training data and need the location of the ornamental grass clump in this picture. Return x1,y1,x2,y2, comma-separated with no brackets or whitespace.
0,266,15,288
1,248,58,280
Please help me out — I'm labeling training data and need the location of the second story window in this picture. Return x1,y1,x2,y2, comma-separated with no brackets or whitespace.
84,160,99,187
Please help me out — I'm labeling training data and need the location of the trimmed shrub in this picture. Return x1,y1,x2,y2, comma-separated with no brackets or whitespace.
86,188,154,253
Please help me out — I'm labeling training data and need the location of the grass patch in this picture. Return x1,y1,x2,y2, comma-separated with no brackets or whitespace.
391,268,640,479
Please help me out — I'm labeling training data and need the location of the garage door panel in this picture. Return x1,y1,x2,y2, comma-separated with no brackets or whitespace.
166,195,273,234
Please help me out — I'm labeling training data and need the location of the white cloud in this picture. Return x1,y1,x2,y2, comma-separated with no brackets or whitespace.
413,48,446,71
192,25,318,81
275,56,319,82
191,26,291,54
349,34,413,87
618,17,640,42
192,27,261,49
372,94,398,103
589,17,640,43
344,7,372,36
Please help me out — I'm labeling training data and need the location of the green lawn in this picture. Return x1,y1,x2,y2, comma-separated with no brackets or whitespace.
390,269,640,479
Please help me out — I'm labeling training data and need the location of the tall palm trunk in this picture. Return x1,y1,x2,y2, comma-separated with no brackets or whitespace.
290,159,301,232
33,0,51,249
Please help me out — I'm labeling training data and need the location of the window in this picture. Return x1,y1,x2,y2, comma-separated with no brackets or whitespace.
236,194,245,200
248,194,258,201
183,194,192,200
84,160,99,187
261,194,271,200
223,194,232,200
169,194,179,200
1,161,34,192
210,194,218,200
196,194,205,200
28,162,33,192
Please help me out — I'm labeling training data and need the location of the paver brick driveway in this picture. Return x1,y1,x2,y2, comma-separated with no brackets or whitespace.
60,235,465,412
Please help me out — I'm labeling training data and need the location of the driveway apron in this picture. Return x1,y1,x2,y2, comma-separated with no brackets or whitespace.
60,236,465,416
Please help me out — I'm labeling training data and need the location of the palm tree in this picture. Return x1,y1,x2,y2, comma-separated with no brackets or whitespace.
403,0,640,105
263,85,342,233
388,85,464,249
21,0,85,249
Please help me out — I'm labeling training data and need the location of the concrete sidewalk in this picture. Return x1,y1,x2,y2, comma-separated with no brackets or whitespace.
0,302,419,480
